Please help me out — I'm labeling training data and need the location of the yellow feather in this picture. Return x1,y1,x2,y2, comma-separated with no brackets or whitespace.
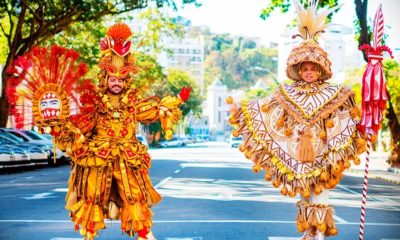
292,0,342,40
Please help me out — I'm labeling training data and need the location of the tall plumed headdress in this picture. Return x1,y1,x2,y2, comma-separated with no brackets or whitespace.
7,45,92,128
98,23,138,92
286,0,341,81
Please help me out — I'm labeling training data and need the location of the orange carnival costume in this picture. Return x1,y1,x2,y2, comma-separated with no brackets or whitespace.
228,1,365,239
7,23,191,240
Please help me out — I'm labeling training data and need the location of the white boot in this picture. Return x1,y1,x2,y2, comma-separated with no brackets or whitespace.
146,231,157,240
301,230,324,240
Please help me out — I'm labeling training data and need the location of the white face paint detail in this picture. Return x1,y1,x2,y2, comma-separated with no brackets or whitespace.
39,91,61,120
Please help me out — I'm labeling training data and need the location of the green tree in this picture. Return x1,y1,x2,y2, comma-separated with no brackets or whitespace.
185,25,279,90
383,59,400,163
261,0,400,163
245,88,272,100
204,45,278,89
133,51,167,93
0,0,197,127
165,68,203,117
147,68,203,144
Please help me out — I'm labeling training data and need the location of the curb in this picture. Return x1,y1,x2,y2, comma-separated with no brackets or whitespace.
347,169,400,185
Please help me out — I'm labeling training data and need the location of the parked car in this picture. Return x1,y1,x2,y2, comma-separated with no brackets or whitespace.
41,133,53,140
186,136,197,144
0,135,48,165
0,132,50,155
178,136,190,145
197,134,211,141
136,135,149,147
0,144,30,167
228,135,243,148
0,128,68,165
0,148,15,165
158,136,186,148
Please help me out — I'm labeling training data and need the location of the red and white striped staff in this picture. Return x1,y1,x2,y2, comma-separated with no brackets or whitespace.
357,4,393,240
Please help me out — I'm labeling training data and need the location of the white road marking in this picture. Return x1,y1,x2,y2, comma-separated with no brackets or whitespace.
50,238,82,240
268,238,298,240
337,184,362,196
22,192,55,200
53,188,68,192
165,238,202,240
0,182,65,188
154,177,172,189
0,219,398,226
334,215,348,224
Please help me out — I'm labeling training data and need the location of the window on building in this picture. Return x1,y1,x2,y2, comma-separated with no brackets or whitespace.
218,111,221,123
218,97,222,107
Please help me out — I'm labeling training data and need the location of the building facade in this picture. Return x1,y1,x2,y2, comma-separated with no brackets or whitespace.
158,36,205,91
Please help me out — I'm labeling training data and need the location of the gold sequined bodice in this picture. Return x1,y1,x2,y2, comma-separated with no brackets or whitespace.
94,94,138,143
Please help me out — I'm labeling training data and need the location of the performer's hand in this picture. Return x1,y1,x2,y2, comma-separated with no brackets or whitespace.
178,86,192,102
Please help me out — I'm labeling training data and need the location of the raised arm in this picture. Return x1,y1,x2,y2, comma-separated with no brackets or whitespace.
136,87,191,139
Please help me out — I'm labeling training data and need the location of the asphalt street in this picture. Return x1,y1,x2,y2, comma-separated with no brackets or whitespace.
0,142,399,240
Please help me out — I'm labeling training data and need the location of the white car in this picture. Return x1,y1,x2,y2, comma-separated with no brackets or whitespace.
26,146,49,164
228,135,243,148
0,147,30,167
0,128,67,165
158,136,185,148
0,135,48,165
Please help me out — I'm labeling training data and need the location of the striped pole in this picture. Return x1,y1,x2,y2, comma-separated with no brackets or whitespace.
359,134,371,240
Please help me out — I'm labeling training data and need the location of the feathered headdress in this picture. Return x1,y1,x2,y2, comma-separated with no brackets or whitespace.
98,23,138,93
286,0,341,81
7,45,92,128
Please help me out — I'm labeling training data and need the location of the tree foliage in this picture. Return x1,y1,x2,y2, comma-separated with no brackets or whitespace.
201,32,278,89
245,88,272,100
260,0,339,20
146,68,203,143
165,68,203,117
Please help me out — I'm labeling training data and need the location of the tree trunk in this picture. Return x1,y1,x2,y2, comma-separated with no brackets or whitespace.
354,0,400,164
387,100,400,164
0,55,14,127
0,1,27,128
0,70,9,127
355,0,369,61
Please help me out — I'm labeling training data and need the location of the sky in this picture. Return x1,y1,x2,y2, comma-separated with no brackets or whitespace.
174,0,400,50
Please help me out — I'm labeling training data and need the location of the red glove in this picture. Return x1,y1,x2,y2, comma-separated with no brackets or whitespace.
178,86,192,102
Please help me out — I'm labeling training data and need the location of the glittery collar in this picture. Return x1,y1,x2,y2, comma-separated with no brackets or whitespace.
291,80,329,94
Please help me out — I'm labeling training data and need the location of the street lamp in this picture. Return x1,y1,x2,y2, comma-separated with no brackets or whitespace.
254,66,280,85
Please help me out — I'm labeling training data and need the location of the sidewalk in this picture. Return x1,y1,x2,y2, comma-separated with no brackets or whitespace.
347,151,400,185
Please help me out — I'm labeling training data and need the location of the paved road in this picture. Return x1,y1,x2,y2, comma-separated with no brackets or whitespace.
0,142,399,240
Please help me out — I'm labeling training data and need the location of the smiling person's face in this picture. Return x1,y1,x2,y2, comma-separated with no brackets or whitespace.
299,62,320,83
107,76,125,94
